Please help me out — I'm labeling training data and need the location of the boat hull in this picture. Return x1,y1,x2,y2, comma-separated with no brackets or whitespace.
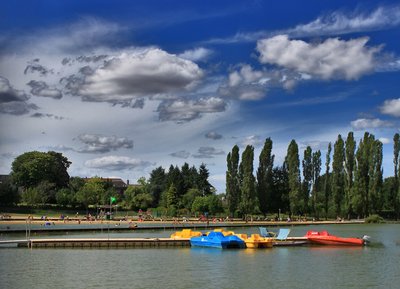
306,231,365,246
190,232,245,249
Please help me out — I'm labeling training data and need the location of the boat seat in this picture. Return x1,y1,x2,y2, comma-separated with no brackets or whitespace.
258,227,276,237
276,228,290,240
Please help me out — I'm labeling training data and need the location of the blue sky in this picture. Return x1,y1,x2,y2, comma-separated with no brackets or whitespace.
1,0,400,193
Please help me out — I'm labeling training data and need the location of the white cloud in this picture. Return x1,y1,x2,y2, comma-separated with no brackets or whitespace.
288,5,400,37
220,65,268,100
205,131,223,140
379,137,390,144
206,5,400,44
257,35,380,80
350,118,393,130
79,48,203,102
179,47,213,62
380,98,400,117
193,146,225,158
0,76,37,115
27,80,62,99
77,134,133,153
240,135,263,147
157,97,227,122
170,150,191,159
85,155,153,171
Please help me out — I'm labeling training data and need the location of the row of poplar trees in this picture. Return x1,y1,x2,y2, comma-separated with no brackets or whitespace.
226,132,400,220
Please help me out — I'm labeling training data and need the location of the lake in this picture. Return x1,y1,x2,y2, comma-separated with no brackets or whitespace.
1,224,399,289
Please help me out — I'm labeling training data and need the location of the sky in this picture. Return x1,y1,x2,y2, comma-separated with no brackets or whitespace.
1,0,400,193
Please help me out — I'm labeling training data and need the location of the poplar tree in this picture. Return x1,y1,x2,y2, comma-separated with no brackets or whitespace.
302,146,313,214
354,132,375,217
369,139,383,214
332,135,345,217
311,150,321,218
393,133,400,219
324,143,332,219
238,145,257,219
226,145,240,217
257,138,274,217
344,132,356,219
287,140,302,216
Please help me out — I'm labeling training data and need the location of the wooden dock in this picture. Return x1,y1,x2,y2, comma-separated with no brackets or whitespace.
15,238,191,248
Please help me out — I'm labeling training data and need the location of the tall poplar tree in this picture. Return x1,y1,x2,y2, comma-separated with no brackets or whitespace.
238,145,257,219
311,150,321,218
344,132,356,219
257,138,274,217
332,135,345,217
324,143,332,219
286,140,302,216
393,133,400,219
354,132,375,217
302,146,313,214
226,145,240,217
369,139,383,214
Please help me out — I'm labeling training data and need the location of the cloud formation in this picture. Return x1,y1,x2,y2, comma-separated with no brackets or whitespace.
77,134,134,153
219,65,269,100
170,150,191,159
257,35,380,80
0,76,37,115
205,131,223,140
157,97,227,122
84,155,153,171
288,5,400,37
380,98,400,117
350,118,393,130
78,48,203,103
193,146,225,158
179,47,213,62
27,80,62,99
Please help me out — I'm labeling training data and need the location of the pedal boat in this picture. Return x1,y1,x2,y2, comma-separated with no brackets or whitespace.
190,231,246,249
305,230,369,246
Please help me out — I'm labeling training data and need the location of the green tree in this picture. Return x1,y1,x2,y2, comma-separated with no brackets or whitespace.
226,145,240,217
344,132,356,219
311,150,322,219
324,143,332,219
257,138,274,217
271,163,290,216
393,133,400,219
287,140,302,216
369,139,383,214
197,163,213,196
0,178,19,205
11,151,71,190
302,146,313,214
332,135,345,217
21,180,55,205
148,166,166,207
75,177,105,209
238,145,257,219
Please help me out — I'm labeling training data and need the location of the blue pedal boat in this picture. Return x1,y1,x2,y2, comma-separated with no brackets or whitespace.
190,231,246,249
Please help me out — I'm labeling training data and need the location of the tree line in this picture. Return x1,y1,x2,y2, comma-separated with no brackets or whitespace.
0,152,223,216
226,132,400,220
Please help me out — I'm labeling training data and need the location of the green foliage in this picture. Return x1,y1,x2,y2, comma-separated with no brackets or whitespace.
332,134,345,216
191,194,223,215
226,145,240,217
0,178,19,205
365,214,385,223
21,180,56,205
287,140,302,215
257,138,274,216
123,181,153,210
11,151,71,189
75,177,106,208
302,146,312,214
238,145,257,217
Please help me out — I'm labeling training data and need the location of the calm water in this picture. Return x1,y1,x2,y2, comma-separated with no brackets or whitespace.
1,224,399,289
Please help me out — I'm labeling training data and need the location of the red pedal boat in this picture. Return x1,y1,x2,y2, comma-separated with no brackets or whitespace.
305,230,369,246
